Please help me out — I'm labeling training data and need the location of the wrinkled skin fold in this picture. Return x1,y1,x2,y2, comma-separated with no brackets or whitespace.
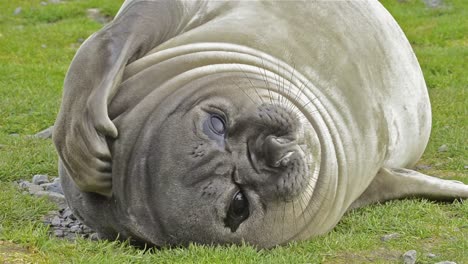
53,0,468,248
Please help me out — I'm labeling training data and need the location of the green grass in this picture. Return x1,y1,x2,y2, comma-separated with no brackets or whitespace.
0,0,466,263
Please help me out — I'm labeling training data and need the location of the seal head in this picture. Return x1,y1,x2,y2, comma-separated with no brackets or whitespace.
106,61,321,247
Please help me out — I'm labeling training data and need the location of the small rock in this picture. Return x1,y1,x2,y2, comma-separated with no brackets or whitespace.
65,233,76,240
18,180,30,189
68,213,77,221
10,133,19,137
426,253,436,258
51,216,61,226
381,233,400,242
48,0,61,4
402,250,417,264
40,1,48,6
32,174,49,185
34,191,67,209
423,0,444,8
435,262,457,264
438,144,448,152
14,7,22,15
54,230,64,237
464,165,468,170
62,208,73,219
41,44,47,48
42,181,63,194
60,219,72,227
70,225,80,233
24,182,44,195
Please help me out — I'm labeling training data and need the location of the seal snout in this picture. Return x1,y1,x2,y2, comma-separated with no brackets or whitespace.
263,136,297,168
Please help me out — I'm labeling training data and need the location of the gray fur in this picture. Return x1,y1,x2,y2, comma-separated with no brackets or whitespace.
53,0,468,248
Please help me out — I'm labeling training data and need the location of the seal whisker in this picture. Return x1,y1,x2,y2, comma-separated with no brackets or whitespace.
284,61,297,112
301,96,320,110
291,197,299,238
296,191,310,228
277,187,288,244
273,59,284,108
236,65,265,104
293,79,308,105
278,59,288,109
230,78,257,106
260,58,274,105
298,179,317,221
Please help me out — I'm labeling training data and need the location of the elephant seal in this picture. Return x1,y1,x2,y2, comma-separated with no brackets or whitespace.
53,0,468,248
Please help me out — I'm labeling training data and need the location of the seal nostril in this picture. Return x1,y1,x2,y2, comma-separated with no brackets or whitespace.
273,151,294,167
263,136,298,168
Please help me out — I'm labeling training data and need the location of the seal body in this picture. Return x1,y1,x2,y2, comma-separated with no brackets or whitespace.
54,0,468,248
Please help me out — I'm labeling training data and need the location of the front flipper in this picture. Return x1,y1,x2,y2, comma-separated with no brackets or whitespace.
349,168,468,210
53,0,198,197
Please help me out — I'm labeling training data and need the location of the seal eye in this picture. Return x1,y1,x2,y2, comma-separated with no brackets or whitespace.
202,114,227,146
210,115,226,135
224,190,250,232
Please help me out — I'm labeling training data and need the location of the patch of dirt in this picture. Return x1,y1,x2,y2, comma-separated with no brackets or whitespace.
0,240,36,263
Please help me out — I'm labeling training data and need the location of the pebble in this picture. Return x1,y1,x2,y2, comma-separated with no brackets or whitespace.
20,181,44,195
51,216,61,226
70,225,80,233
402,250,417,264
42,180,63,195
14,7,22,15
54,230,64,237
426,253,436,258
40,1,48,6
381,233,400,242
18,176,98,241
438,144,448,152
435,262,457,264
32,174,49,185
464,165,468,170
35,191,67,209
423,0,444,8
